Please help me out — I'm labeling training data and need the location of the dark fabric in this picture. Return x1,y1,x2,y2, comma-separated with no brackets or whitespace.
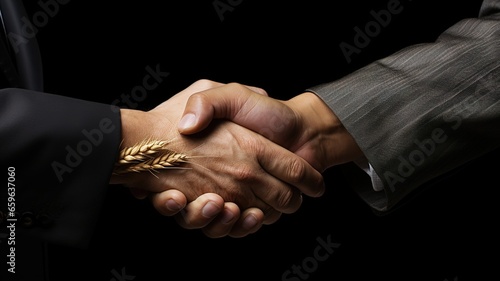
0,88,121,247
309,0,500,211
0,1,498,280
0,89,121,280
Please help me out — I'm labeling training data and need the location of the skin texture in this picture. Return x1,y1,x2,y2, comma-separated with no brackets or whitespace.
178,82,364,171
110,80,325,238
164,80,365,237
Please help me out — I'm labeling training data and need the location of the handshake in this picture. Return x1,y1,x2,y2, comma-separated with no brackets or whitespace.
109,79,363,238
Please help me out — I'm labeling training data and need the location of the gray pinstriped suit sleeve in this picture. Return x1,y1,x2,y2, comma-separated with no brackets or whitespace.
308,0,500,212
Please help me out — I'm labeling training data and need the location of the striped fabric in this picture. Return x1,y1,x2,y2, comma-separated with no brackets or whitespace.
308,0,500,211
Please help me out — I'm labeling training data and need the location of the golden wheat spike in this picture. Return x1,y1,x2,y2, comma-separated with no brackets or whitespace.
113,139,190,175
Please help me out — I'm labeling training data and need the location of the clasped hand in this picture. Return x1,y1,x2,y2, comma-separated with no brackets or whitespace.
110,79,362,238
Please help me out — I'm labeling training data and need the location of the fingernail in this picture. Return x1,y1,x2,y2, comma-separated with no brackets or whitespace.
202,201,221,218
178,113,196,131
165,199,182,212
242,214,258,230
220,210,235,224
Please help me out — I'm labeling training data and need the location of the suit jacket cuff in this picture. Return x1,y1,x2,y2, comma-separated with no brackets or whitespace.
306,3,500,211
1,88,122,248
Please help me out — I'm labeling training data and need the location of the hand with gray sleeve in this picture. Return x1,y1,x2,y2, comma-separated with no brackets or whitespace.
176,0,500,212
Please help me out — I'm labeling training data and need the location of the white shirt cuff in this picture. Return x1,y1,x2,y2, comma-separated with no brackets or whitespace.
353,158,385,192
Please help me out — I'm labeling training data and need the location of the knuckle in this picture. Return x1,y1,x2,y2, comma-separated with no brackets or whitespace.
189,91,209,104
234,165,258,182
226,82,246,92
226,81,243,88
253,87,268,96
224,186,251,208
287,158,307,183
275,188,298,212
194,78,217,88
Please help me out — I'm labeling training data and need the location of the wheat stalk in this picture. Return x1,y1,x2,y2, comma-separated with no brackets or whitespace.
113,138,190,175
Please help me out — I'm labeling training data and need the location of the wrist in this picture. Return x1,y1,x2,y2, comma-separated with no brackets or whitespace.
119,108,157,148
286,92,363,169
109,108,150,184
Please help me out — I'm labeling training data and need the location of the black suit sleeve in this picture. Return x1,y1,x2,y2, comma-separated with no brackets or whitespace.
0,88,122,249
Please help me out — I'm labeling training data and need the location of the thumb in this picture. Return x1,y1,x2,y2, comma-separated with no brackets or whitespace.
177,83,266,135
177,93,215,135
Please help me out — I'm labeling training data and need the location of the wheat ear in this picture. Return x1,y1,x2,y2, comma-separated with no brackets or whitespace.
113,138,190,175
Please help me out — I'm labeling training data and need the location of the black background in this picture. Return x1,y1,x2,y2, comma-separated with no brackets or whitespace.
19,0,499,280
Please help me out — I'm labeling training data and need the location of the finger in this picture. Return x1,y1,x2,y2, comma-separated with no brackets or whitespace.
252,181,304,215
177,83,298,148
174,193,225,229
256,139,325,198
201,202,241,238
150,189,187,216
262,208,283,225
178,83,269,135
228,208,265,238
